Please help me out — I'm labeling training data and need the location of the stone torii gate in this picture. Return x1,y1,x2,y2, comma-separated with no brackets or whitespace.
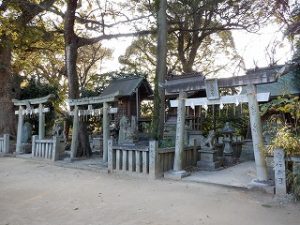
68,92,119,162
12,94,55,154
165,66,290,182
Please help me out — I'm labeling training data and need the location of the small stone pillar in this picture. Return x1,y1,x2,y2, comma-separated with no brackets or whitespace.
16,106,24,154
38,103,45,139
52,136,59,161
31,135,37,158
246,84,268,182
102,102,109,162
70,106,79,159
107,139,113,173
274,148,287,195
3,134,9,154
149,140,159,179
164,91,190,180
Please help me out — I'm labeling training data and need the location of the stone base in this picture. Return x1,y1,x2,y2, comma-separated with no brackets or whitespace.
240,139,254,161
197,160,221,171
247,179,275,194
21,143,32,154
164,170,190,180
196,150,221,170
223,154,234,166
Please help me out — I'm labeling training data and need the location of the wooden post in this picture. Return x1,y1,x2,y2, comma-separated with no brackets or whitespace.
70,106,79,159
246,84,268,182
102,102,109,162
193,139,198,166
16,106,24,154
38,103,45,139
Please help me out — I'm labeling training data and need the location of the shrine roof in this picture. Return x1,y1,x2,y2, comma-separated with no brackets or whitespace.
100,76,153,98
241,70,300,97
165,65,291,94
165,72,205,94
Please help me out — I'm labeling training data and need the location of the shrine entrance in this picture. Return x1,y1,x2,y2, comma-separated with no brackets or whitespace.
164,66,289,182
13,94,55,154
68,92,118,162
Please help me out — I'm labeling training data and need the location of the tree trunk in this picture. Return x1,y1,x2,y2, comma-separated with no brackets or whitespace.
0,36,16,136
64,0,91,157
152,0,167,140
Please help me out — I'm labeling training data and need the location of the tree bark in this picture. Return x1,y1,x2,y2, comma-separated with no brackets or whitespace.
152,0,167,140
0,36,16,135
64,0,91,157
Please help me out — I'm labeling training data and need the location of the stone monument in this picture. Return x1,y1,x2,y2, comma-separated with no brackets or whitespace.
274,148,287,195
118,115,135,145
19,122,33,153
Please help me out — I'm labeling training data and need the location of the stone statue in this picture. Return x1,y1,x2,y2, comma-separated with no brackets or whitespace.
52,122,64,139
200,130,216,150
21,122,32,143
118,116,134,145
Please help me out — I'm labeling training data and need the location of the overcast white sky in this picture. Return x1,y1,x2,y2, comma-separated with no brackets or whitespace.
100,23,293,76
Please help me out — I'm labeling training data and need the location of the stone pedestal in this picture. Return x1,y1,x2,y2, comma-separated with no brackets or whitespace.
21,143,32,154
197,149,221,170
240,139,255,161
164,170,190,180
223,153,234,167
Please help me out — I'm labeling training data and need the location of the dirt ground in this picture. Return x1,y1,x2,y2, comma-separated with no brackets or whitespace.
0,158,299,225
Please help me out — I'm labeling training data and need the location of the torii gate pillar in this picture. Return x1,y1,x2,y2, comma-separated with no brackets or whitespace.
246,84,268,182
102,102,109,163
16,106,24,154
164,91,190,180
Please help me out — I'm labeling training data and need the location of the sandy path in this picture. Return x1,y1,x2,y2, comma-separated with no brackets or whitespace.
0,158,299,225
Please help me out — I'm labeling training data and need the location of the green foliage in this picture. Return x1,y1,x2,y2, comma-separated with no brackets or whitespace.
201,104,249,137
19,78,62,135
265,126,300,156
287,170,300,200
159,138,175,148
260,96,300,134
261,95,300,156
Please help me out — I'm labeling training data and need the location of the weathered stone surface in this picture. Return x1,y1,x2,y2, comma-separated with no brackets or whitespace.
164,170,190,180
21,122,32,143
240,139,255,161
274,148,287,195
197,150,221,170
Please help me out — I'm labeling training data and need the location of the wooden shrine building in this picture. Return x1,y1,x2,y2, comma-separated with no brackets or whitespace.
99,76,153,123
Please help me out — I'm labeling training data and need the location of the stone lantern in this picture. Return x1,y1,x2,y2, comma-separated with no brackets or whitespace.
222,122,235,166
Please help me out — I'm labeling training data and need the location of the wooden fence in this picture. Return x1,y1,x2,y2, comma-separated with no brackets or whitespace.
0,134,9,154
108,140,198,178
31,135,59,161
156,145,198,177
